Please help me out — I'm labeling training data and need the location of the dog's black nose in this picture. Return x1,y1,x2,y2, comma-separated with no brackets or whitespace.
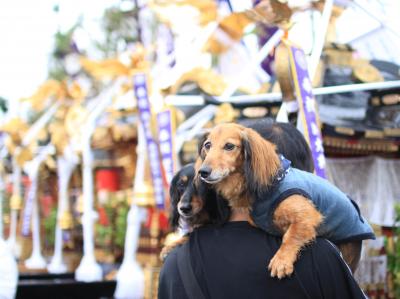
199,166,211,179
179,204,192,214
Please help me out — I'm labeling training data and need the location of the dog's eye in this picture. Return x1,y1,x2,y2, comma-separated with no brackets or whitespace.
204,141,211,150
224,143,235,151
177,181,186,192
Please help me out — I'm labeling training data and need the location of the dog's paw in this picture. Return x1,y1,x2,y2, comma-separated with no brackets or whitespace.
268,253,295,279
159,246,174,262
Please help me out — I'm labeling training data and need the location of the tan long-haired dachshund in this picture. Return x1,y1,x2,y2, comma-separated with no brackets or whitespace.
197,123,375,278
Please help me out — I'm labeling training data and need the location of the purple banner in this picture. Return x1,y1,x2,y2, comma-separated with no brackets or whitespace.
21,178,36,236
133,74,165,208
157,110,175,185
288,45,326,178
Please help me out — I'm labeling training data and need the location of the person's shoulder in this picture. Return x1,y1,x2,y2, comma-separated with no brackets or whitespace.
310,238,345,261
190,222,272,241
313,238,340,251
306,239,367,299
192,221,269,235
189,221,283,253
159,244,189,299
161,244,181,272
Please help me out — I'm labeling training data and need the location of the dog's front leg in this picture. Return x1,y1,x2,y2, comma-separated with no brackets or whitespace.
269,195,323,279
160,235,189,261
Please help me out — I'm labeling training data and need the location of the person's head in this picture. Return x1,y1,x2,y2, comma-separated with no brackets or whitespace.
239,118,315,173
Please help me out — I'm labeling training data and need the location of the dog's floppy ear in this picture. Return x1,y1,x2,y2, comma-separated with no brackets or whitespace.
241,127,280,196
197,130,210,159
194,158,203,181
169,170,182,230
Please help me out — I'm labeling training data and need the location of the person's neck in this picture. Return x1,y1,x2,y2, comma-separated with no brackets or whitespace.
229,207,252,222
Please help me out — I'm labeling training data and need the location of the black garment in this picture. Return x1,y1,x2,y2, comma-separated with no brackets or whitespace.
159,221,366,299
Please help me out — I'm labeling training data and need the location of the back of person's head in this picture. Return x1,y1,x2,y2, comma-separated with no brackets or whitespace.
239,118,315,173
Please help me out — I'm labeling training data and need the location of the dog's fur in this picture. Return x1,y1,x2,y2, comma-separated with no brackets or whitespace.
198,123,325,278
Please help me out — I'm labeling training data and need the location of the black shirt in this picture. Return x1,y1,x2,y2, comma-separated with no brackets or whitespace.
159,221,366,299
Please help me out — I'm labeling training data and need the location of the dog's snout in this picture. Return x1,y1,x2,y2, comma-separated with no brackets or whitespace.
199,166,212,179
179,204,192,214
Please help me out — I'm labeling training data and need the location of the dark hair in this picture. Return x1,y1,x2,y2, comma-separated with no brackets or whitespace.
239,118,315,173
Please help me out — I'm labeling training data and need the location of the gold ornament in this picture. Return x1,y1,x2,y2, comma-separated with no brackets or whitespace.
15,147,34,167
80,47,149,80
325,45,354,67
45,156,57,170
275,41,295,101
60,103,89,153
54,105,69,119
205,12,253,54
76,195,84,214
150,0,217,27
92,127,113,149
133,181,155,207
169,68,227,96
21,79,83,112
125,189,133,204
59,210,73,230
37,128,49,143
67,81,85,102
382,94,400,105
22,80,62,111
4,136,17,156
10,194,22,210
65,104,88,137
242,107,269,119
49,122,69,155
80,57,130,79
352,60,384,83
111,123,137,142
1,118,28,147
245,0,292,27
214,103,239,124
133,156,156,206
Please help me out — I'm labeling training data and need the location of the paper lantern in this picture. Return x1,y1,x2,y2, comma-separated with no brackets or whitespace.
95,168,120,192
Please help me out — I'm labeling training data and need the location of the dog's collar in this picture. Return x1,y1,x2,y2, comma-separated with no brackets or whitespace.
270,155,291,186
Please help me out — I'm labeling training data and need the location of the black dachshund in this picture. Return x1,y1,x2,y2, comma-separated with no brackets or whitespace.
161,163,230,260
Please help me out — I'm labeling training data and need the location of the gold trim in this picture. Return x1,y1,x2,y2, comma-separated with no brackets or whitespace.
324,136,399,152
334,127,355,136
10,194,22,210
384,128,400,137
382,94,400,105
365,130,384,139
370,97,380,106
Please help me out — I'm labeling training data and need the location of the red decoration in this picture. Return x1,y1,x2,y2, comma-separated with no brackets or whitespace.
95,168,120,192
159,211,169,230
145,207,169,230
41,194,54,217
6,175,31,193
98,206,110,226
22,175,31,188
6,182,12,194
